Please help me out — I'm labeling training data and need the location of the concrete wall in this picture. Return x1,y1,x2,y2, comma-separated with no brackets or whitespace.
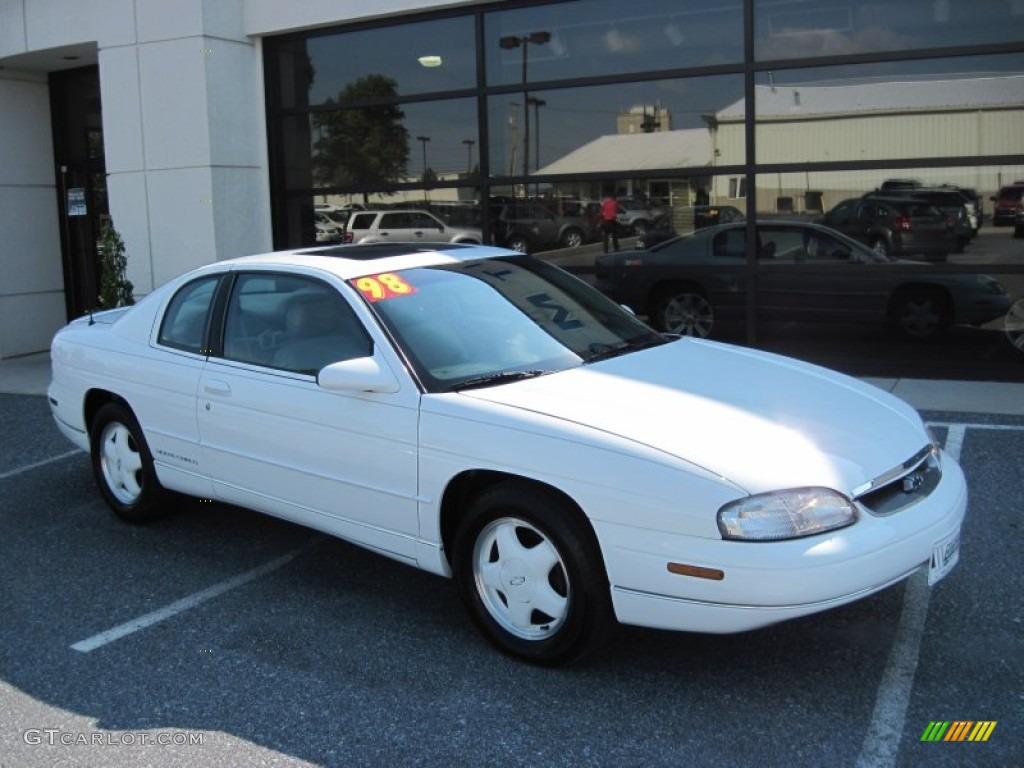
0,70,65,360
0,0,283,357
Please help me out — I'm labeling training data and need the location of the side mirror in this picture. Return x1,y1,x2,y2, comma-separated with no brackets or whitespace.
318,356,400,393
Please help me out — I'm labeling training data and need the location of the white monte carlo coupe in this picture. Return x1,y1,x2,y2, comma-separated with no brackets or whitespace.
49,243,967,665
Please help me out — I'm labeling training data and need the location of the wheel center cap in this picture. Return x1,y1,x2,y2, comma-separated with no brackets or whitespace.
500,559,529,597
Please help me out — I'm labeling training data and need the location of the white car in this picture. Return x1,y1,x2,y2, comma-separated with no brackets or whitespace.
342,209,482,245
48,243,967,665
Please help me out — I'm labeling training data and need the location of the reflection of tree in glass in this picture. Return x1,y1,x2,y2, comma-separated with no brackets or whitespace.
312,74,409,205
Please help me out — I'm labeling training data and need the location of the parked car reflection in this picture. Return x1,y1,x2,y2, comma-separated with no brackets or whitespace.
635,205,746,249
595,221,1013,340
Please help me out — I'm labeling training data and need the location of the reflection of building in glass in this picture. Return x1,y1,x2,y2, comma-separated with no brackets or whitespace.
709,75,1024,213
534,128,709,211
617,104,672,134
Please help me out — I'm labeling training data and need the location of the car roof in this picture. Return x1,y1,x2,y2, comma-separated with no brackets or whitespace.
211,243,515,281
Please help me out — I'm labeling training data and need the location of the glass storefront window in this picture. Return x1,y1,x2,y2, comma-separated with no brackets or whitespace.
279,98,479,193
754,0,1024,60
484,0,743,86
486,75,745,185
269,15,477,110
262,0,1024,379
748,55,1024,166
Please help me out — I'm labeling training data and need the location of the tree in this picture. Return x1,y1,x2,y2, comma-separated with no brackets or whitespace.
312,74,409,205
97,218,134,308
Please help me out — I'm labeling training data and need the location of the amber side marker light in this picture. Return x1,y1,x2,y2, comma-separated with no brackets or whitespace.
667,563,725,581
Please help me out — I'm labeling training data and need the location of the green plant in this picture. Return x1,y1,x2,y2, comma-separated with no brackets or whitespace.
97,218,134,308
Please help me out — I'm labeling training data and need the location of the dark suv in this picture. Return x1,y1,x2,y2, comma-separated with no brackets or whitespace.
872,188,974,251
489,201,592,252
821,197,956,260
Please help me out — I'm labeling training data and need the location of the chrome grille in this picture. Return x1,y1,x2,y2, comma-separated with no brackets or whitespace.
853,444,941,516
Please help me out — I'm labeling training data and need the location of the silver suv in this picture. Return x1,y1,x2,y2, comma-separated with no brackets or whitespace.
615,197,667,235
343,209,482,245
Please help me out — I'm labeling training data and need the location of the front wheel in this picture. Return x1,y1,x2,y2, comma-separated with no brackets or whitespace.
560,228,584,248
452,483,612,665
506,233,529,253
654,287,715,337
90,402,167,521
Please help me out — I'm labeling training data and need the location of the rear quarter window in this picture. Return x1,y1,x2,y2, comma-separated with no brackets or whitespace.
157,276,220,353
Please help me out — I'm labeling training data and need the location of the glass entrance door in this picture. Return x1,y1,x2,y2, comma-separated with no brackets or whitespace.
50,66,108,319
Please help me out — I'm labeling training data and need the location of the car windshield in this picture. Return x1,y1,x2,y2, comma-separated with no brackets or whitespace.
352,255,666,392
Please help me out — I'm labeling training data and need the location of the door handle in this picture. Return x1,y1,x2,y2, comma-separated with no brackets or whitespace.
204,379,231,396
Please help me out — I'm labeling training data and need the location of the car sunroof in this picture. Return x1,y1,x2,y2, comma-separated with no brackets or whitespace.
296,243,474,260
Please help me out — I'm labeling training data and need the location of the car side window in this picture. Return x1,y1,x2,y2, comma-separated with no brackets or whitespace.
408,212,441,230
349,213,371,231
828,201,854,223
157,276,219,354
380,212,408,229
221,274,372,375
711,228,746,259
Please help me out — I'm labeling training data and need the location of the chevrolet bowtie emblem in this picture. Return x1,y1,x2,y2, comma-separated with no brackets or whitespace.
903,474,924,493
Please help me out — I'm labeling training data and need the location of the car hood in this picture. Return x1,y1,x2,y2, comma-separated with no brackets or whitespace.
461,338,927,496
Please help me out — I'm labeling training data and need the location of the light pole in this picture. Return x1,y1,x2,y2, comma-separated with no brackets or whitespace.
416,135,431,180
527,96,546,171
462,138,475,175
499,31,550,193
416,135,431,202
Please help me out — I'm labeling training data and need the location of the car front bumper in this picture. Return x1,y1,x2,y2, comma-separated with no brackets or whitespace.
598,451,967,634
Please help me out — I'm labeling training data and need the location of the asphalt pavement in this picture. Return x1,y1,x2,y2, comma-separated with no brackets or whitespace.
0,352,1021,767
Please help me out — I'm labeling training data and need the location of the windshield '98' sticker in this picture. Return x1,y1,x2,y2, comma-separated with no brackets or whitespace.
355,273,417,302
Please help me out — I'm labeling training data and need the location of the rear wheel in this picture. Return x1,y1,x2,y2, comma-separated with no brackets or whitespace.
654,285,715,337
90,402,166,521
870,238,891,258
452,483,612,665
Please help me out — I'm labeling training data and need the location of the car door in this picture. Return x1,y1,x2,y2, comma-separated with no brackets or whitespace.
405,211,446,241
374,211,415,241
197,269,421,561
757,225,890,324
136,273,220,499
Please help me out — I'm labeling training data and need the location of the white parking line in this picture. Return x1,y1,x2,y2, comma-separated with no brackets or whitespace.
0,449,82,481
71,537,321,653
855,424,967,767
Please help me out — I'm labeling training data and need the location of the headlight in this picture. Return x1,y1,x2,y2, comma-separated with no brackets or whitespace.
717,487,857,541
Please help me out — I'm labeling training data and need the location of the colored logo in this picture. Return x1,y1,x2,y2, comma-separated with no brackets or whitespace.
920,721,997,742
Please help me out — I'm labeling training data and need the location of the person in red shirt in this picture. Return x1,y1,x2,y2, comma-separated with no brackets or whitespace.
601,193,620,253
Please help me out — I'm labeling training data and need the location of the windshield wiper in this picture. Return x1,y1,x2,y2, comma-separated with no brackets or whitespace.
450,370,548,392
586,335,670,363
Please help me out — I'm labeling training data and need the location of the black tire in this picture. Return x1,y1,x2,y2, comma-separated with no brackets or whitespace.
632,219,649,236
653,284,715,337
560,228,584,248
452,482,613,666
89,402,167,522
506,233,529,253
889,289,951,340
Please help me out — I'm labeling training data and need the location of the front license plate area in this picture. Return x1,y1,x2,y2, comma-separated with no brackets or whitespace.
928,527,960,586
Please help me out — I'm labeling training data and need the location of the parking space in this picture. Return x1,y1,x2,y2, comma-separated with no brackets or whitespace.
0,393,1020,767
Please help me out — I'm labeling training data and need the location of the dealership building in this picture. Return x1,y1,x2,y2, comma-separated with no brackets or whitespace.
1,0,1022,378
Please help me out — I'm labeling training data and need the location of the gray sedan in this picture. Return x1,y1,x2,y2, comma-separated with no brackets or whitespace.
594,221,1013,339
